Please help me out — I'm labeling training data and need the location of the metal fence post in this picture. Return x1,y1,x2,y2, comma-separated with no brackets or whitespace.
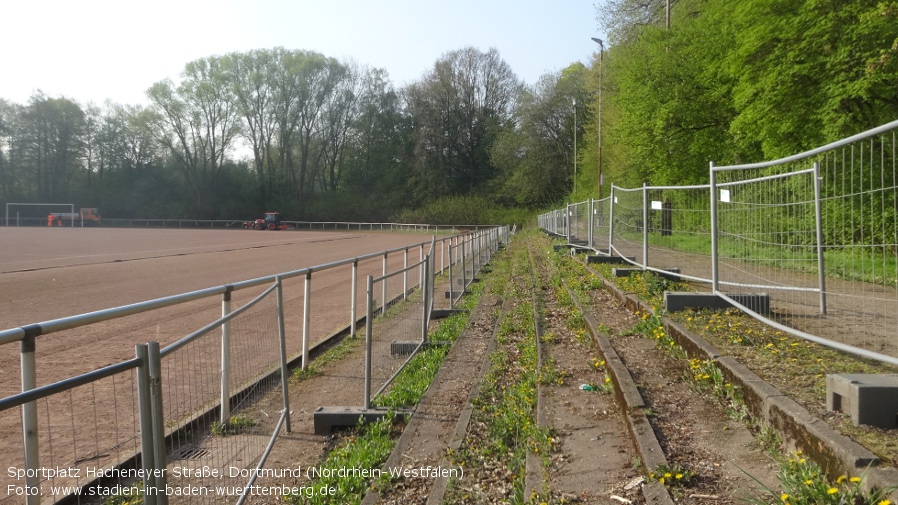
461,238,468,294
21,333,40,505
813,161,828,314
365,275,374,410
275,276,292,432
642,183,649,268
136,344,158,505
302,272,312,371
588,199,594,249
422,253,430,344
710,162,720,293
565,204,571,241
609,185,616,255
403,248,409,300
220,290,232,424
382,253,388,314
147,341,168,505
419,244,425,288
448,242,455,308
351,259,359,336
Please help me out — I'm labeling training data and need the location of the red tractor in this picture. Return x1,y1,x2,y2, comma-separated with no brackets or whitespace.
244,212,293,230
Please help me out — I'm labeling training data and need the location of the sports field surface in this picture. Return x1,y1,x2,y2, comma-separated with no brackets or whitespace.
0,227,438,393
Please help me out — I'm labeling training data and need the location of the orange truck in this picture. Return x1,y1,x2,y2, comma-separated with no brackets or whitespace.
48,208,102,226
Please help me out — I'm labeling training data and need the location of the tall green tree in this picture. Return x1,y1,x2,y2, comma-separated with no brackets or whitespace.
225,48,280,202
8,93,86,201
600,0,738,186
405,47,520,203
147,56,242,217
339,67,412,213
726,0,898,158
491,64,589,207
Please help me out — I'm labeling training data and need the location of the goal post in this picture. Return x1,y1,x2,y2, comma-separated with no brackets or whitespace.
5,203,74,227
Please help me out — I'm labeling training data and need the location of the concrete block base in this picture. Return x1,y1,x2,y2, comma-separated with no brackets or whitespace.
587,255,635,265
663,292,770,314
827,374,898,429
313,406,392,434
431,308,466,319
390,340,420,357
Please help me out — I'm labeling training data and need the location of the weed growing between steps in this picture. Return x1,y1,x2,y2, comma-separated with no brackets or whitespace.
443,235,556,504
744,452,896,505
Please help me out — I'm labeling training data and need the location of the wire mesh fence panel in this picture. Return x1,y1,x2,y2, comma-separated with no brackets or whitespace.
446,239,472,308
714,126,898,362
815,136,898,359
643,185,714,283
0,370,142,505
610,186,646,265
590,197,612,254
366,261,426,408
714,167,822,312
159,285,283,504
568,200,590,246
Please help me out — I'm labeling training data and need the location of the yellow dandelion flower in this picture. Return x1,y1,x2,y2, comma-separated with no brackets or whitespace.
850,477,861,483
827,487,838,495
780,493,789,501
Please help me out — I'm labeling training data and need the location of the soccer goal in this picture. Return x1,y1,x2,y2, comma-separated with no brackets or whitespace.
4,203,74,227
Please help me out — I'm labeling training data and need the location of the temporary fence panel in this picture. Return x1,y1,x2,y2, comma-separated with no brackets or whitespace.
590,196,612,254
538,120,898,366
567,200,591,247
608,185,646,265
643,185,714,284
712,121,898,365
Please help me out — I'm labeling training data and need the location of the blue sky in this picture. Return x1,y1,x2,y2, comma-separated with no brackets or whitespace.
1,0,604,106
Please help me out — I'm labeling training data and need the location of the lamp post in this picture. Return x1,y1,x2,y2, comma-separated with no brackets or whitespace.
591,37,604,200
572,98,577,195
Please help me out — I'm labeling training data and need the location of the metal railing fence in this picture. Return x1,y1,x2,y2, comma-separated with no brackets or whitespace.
364,249,431,409
1,216,496,233
539,119,898,366
0,227,509,504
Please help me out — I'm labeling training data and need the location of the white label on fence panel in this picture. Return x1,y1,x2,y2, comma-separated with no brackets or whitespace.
651,201,663,210
720,189,731,202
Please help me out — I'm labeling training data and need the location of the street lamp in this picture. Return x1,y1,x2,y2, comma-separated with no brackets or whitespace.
591,37,604,200
572,97,577,195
